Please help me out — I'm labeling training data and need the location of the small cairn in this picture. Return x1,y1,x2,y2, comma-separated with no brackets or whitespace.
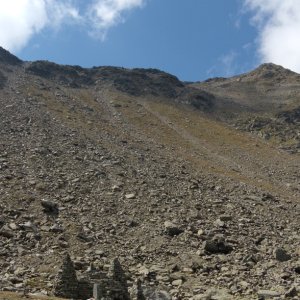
109,258,130,299
136,279,146,300
53,253,79,299
53,254,132,300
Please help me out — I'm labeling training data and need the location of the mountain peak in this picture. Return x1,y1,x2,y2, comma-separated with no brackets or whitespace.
0,46,22,65
255,62,294,72
242,62,299,81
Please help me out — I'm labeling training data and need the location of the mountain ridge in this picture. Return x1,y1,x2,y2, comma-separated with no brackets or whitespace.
0,46,22,66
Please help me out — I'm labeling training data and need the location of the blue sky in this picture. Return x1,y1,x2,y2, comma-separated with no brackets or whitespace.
1,0,300,82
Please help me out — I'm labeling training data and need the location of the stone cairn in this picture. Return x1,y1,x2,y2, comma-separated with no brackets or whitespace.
53,253,131,300
136,279,146,300
53,253,79,299
93,258,130,300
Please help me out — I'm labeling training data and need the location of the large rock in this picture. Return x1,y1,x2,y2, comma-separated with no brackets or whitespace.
164,221,183,237
204,236,233,254
41,200,59,215
0,228,14,238
285,286,297,298
274,247,291,262
194,288,232,300
257,289,281,299
138,286,171,300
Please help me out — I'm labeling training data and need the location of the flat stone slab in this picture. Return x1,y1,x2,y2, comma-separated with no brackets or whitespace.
257,290,281,298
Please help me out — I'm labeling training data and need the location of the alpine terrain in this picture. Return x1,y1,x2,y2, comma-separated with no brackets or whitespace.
0,47,299,300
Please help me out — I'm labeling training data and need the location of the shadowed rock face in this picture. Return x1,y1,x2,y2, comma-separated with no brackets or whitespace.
25,61,216,109
0,47,22,89
26,62,184,95
25,61,184,93
96,67,184,97
0,71,7,89
0,47,22,66
25,61,94,87
277,106,300,124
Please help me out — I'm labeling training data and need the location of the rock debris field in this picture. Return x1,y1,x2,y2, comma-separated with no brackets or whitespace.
0,47,299,299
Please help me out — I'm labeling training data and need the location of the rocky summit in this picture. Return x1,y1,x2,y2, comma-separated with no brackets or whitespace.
0,47,299,300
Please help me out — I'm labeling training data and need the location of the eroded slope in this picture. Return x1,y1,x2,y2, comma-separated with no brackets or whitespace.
0,52,299,299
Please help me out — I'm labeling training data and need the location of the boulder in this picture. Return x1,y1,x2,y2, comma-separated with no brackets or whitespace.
274,247,291,262
164,221,183,237
204,237,233,254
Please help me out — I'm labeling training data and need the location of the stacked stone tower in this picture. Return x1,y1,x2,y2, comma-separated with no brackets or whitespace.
53,253,79,298
136,279,146,300
53,254,131,299
108,258,131,300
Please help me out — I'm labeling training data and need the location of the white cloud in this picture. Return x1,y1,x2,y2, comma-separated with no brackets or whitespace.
245,0,300,72
206,51,240,78
46,0,82,28
0,0,81,51
0,0,145,52
87,0,145,39
220,51,238,77
0,0,48,51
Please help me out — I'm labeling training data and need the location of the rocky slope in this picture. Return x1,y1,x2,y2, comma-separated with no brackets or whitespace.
192,63,300,153
0,47,299,299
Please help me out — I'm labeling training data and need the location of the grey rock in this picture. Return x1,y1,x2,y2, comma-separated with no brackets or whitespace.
171,279,182,286
0,228,14,238
125,193,136,199
214,219,225,227
41,199,59,214
219,215,232,221
274,247,291,262
257,290,281,299
285,286,297,297
19,221,38,233
8,223,18,230
164,221,183,236
194,288,232,300
49,224,64,233
142,288,171,300
204,237,233,254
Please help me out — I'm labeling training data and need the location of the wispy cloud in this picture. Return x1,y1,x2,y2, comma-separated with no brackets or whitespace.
46,0,82,28
0,0,146,52
219,51,239,77
206,51,240,78
244,0,300,72
87,0,145,39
